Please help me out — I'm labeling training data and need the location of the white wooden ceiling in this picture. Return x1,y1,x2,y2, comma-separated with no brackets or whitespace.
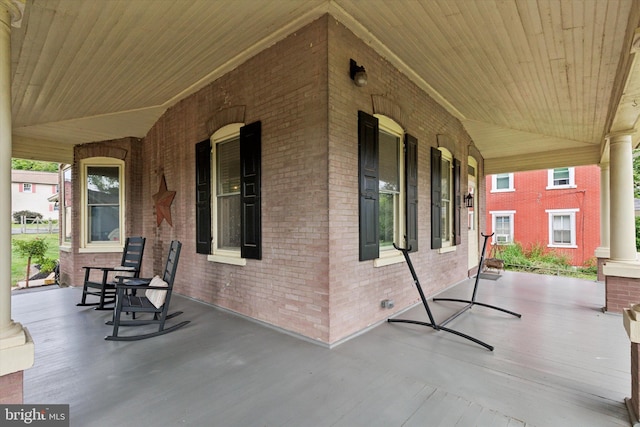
9,0,640,173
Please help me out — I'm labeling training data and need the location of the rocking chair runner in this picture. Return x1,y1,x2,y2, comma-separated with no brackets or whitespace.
77,236,146,310
105,240,189,341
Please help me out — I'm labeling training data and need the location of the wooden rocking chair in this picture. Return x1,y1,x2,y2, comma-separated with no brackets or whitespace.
105,240,189,341
77,236,146,310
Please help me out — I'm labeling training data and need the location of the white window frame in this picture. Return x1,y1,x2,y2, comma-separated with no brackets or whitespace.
546,208,578,248
208,123,247,266
546,167,576,189
491,173,514,192
60,165,72,250
79,157,125,253
373,115,405,267
22,183,32,193
490,210,515,245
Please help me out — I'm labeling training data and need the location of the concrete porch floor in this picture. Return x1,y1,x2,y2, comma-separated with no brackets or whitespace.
11,271,631,426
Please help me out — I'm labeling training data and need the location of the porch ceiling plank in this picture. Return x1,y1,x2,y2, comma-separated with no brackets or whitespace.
484,145,601,175
12,135,74,164
7,0,640,171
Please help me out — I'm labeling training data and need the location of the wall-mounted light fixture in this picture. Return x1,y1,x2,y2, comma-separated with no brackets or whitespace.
464,192,474,208
350,59,368,87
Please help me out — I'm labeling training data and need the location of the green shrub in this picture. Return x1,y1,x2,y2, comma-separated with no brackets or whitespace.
492,240,595,280
12,210,43,223
13,237,49,287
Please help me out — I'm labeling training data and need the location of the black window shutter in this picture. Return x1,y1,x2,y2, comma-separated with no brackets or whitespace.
240,121,262,260
195,139,212,254
358,111,379,261
454,158,461,246
430,147,442,249
405,134,418,252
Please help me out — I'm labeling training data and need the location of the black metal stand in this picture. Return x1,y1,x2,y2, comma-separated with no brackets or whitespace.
388,244,494,351
433,233,522,329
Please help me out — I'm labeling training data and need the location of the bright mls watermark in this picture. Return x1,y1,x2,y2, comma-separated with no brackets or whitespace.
1,405,69,426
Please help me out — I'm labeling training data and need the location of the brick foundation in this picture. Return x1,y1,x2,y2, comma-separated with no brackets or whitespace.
0,371,23,404
605,275,640,313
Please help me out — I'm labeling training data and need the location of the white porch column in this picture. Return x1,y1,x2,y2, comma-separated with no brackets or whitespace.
603,132,640,314
595,163,610,278
609,134,637,262
0,0,33,383
600,162,610,250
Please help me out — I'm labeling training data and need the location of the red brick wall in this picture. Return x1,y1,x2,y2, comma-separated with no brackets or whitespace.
0,371,23,404
485,165,600,266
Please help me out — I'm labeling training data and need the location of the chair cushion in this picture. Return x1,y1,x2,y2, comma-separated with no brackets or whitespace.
145,276,168,309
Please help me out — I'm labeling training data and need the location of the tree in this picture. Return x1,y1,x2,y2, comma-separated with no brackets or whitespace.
11,159,59,172
13,238,49,288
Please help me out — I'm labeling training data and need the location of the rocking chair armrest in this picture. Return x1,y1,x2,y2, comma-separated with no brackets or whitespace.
82,266,138,273
114,277,150,287
116,284,167,291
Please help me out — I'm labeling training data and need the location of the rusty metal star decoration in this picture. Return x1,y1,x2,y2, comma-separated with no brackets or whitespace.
152,174,176,227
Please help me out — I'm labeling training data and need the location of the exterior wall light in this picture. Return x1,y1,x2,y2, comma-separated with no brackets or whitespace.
464,193,474,208
350,59,367,87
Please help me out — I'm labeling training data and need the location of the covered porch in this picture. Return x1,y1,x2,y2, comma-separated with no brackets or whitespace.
14,271,630,426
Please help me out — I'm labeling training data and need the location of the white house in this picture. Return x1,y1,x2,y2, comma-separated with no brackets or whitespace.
11,170,59,221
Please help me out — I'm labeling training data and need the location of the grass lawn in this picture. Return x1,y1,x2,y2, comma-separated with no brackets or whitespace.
11,233,59,287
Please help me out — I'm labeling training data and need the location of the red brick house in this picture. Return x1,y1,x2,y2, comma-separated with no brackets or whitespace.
485,165,601,266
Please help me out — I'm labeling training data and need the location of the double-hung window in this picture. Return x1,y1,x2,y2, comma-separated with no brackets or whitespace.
431,147,461,251
80,157,124,249
61,166,72,246
195,121,262,264
547,167,575,189
490,210,515,245
214,125,242,254
491,173,514,192
546,209,578,247
358,111,418,262
378,122,404,252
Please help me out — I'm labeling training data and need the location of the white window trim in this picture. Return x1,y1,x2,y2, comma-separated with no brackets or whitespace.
491,173,514,193
60,165,72,249
22,183,32,193
78,157,124,253
546,208,578,248
373,115,405,266
546,167,576,189
490,210,516,245
208,123,246,266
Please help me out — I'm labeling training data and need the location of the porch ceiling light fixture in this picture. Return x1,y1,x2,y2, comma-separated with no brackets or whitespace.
350,59,367,87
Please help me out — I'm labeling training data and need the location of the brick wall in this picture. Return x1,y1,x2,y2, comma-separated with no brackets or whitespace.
65,15,480,345
139,16,331,342
0,371,23,404
61,137,144,288
327,19,476,342
605,275,640,313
